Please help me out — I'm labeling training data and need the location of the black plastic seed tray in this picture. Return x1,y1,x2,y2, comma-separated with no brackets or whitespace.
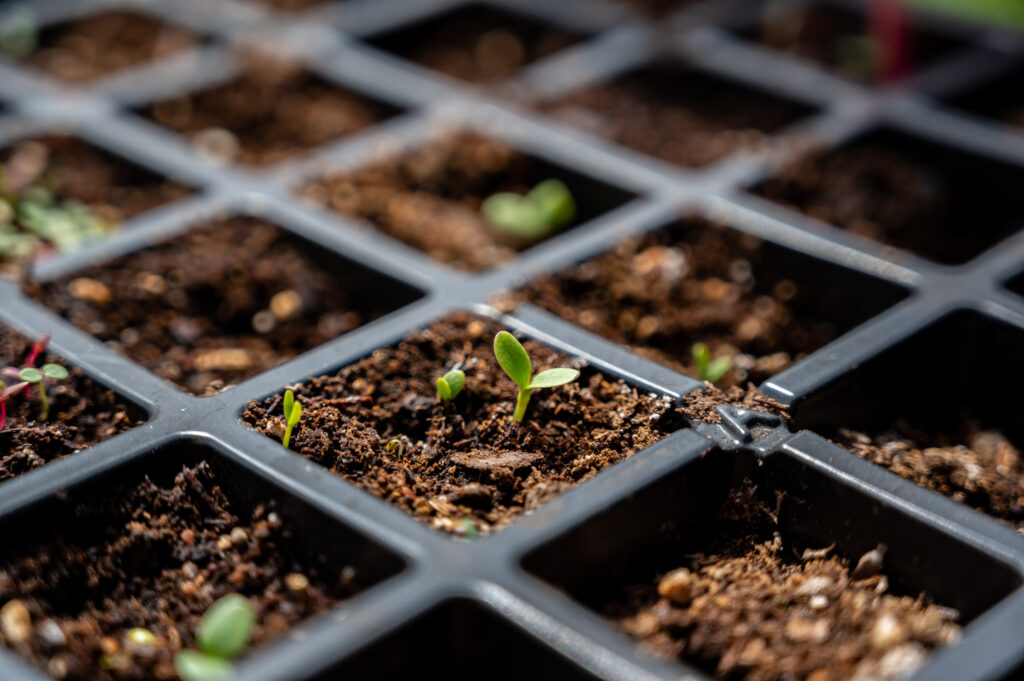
2,0,1024,679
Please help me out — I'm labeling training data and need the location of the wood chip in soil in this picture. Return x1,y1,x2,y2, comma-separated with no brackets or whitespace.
23,216,419,395
242,312,690,536
0,327,144,481
0,462,354,681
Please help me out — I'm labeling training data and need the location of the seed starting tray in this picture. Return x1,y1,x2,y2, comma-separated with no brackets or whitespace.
2,0,1024,679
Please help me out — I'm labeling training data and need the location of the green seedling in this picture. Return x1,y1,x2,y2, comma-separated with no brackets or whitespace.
691,343,731,385
482,179,576,240
17,364,68,422
461,517,478,539
493,331,579,423
0,332,54,429
174,594,256,681
280,389,302,449
436,367,466,402
385,437,406,458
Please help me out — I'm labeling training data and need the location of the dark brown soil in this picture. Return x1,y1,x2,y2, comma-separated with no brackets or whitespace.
139,53,396,166
0,327,143,481
0,461,350,681
835,422,1024,533
679,385,789,425
24,216,420,396
609,482,961,681
617,0,701,15
20,10,197,83
367,5,583,84
539,66,813,168
745,3,963,81
507,218,844,387
242,312,690,535
300,132,629,271
1,136,192,224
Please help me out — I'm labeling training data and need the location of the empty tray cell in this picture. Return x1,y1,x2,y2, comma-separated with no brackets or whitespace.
14,9,198,83
299,132,636,271
525,449,1020,680
24,216,423,396
242,311,690,536
946,67,1024,132
512,217,906,386
0,135,193,270
540,63,816,168
365,4,586,84
752,127,1024,264
793,310,1024,533
138,52,401,167
0,325,144,482
313,599,601,680
738,2,964,81
0,439,404,681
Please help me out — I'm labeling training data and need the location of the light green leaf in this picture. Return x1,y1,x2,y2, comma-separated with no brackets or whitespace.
528,179,576,229
196,594,255,659
41,364,68,381
528,368,580,389
441,369,465,398
704,357,732,385
18,367,41,383
691,343,710,369
482,193,550,239
174,651,234,681
283,390,294,420
494,331,531,389
436,376,451,401
290,402,302,427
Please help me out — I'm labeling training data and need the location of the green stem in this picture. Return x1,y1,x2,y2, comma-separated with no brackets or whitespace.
282,422,294,449
36,382,48,422
513,388,532,423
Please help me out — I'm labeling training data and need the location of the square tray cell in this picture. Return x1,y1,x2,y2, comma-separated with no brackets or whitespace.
511,216,906,386
242,311,690,536
14,9,198,83
752,126,1024,264
0,438,404,681
538,63,817,169
945,67,1024,132
736,2,965,81
364,4,587,84
0,325,145,482
137,53,402,167
525,448,1020,681
299,132,636,271
23,215,424,396
791,310,1024,533
312,599,602,680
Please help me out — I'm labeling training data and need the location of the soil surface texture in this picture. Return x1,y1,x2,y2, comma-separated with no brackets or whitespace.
509,218,843,387
301,133,618,271
0,327,142,481
20,10,196,83
540,66,811,168
836,422,1024,533
24,216,417,395
0,462,349,681
140,53,395,166
368,6,582,84
609,483,961,681
243,312,690,535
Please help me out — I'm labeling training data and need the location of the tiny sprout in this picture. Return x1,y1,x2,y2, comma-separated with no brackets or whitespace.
691,343,731,385
174,594,256,681
436,368,466,402
128,627,156,646
17,363,67,422
385,438,404,458
493,331,579,423
280,389,302,449
461,517,478,539
482,179,576,240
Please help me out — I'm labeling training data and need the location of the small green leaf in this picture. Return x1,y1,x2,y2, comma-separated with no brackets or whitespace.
482,193,550,239
528,368,580,390
692,343,710,369
528,179,576,229
704,357,732,385
196,594,255,659
494,331,531,389
41,364,68,381
174,651,234,681
289,402,302,427
18,367,41,383
283,390,294,420
441,369,465,398
436,376,451,401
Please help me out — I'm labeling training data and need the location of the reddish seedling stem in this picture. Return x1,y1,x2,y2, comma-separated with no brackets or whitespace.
869,0,910,82
18,333,50,397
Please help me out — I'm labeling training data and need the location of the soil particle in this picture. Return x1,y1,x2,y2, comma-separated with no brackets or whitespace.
609,484,960,681
539,66,811,168
242,312,690,535
679,385,789,424
24,216,417,395
0,462,349,681
508,217,841,386
139,52,394,166
20,10,196,83
0,327,143,481
834,423,1024,532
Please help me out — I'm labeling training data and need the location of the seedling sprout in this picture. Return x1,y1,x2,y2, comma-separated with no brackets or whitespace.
174,594,256,681
0,333,67,427
482,179,576,240
493,331,579,423
436,367,466,402
280,389,302,449
691,342,731,385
